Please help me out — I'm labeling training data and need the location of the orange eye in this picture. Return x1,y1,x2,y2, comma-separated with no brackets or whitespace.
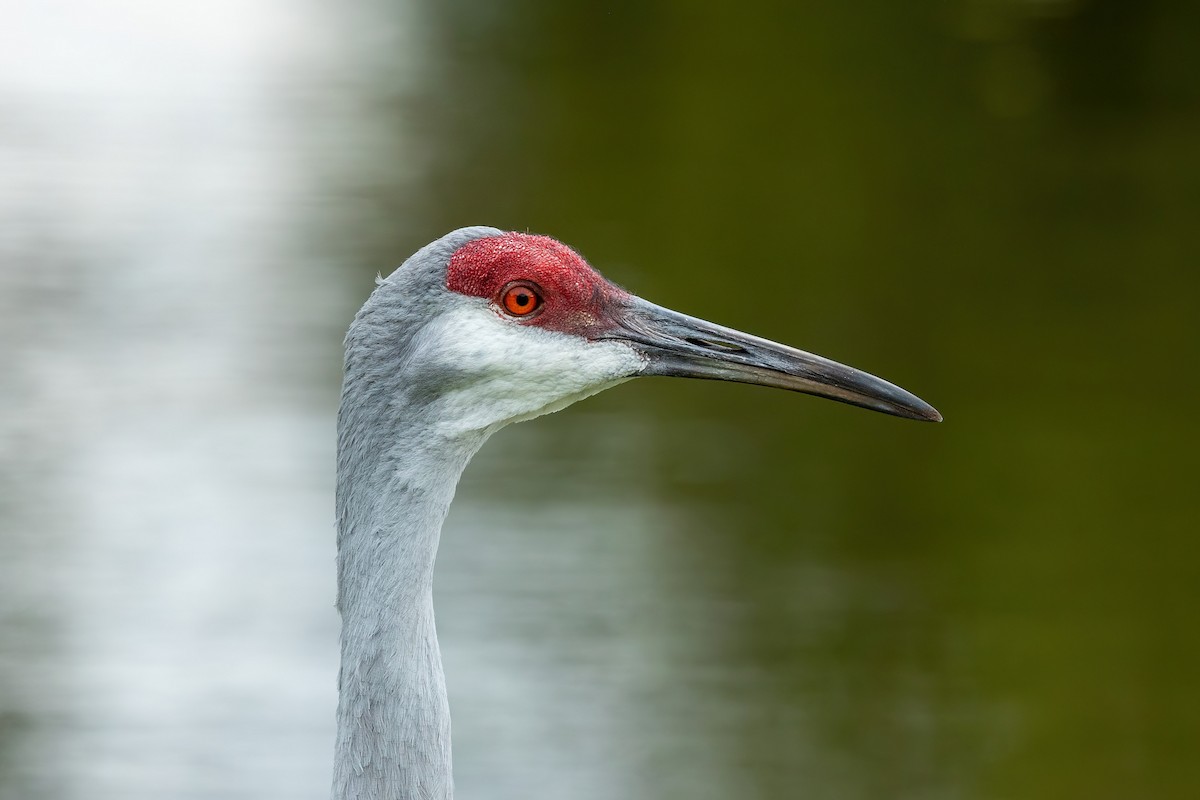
501,283,542,316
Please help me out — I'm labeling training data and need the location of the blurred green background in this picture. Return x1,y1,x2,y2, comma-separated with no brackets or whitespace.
1,1,1197,798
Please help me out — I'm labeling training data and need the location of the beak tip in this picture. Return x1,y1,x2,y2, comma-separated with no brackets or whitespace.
913,401,943,423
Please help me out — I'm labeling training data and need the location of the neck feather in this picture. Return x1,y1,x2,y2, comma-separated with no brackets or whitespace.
332,372,487,800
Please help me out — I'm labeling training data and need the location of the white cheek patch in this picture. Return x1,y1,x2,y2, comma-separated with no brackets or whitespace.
426,302,646,437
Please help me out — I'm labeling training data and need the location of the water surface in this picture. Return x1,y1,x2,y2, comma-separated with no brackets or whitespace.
1,2,1197,798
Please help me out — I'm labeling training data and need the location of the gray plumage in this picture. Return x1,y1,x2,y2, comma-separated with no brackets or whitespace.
334,227,499,800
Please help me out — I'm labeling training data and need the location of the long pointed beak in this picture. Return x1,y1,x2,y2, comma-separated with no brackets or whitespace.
604,296,942,422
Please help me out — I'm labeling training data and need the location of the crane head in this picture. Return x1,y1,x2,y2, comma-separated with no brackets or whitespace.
355,226,940,438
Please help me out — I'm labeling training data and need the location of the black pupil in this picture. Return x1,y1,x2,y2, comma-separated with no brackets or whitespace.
515,293,530,307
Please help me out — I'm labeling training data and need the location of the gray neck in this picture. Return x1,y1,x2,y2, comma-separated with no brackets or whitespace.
332,364,488,800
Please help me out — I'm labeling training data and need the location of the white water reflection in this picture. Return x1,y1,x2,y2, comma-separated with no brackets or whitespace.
0,3,348,797
0,3,738,798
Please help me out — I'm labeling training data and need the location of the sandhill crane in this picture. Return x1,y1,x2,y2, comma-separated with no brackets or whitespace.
333,226,940,799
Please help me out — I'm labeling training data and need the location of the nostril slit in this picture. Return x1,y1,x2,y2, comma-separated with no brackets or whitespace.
684,337,746,353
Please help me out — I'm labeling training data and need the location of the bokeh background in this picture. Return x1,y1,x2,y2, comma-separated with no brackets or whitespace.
2,1,1197,798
